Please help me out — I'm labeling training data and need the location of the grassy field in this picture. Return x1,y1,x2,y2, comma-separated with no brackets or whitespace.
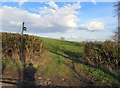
42,37,84,59
36,37,120,86
2,33,120,86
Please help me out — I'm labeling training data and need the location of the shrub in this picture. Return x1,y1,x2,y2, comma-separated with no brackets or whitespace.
84,41,120,69
2,32,43,63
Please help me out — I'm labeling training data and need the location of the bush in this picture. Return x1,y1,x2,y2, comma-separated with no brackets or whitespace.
2,32,43,63
84,41,120,69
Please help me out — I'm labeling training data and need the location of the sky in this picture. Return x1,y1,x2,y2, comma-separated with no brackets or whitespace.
0,1,117,42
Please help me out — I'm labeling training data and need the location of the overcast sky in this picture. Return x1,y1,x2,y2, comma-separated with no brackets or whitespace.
1,1,117,41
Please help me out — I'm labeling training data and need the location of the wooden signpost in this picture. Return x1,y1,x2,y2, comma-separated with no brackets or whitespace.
20,22,27,87
20,22,27,66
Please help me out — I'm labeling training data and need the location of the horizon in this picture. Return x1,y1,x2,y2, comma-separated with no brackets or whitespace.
1,1,117,42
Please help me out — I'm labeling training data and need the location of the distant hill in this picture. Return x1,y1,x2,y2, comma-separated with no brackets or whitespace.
1,32,120,87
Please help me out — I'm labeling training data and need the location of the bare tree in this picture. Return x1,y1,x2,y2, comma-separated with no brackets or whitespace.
60,37,65,40
113,27,120,42
114,1,120,42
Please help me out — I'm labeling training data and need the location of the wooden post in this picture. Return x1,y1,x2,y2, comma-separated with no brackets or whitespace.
20,22,25,65
19,22,27,87
20,22,27,66
21,22,24,35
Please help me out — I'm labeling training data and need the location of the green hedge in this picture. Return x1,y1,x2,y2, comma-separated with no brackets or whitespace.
84,41,120,69
2,32,43,57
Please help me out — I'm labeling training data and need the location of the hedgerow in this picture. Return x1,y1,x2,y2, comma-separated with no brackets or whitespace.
84,41,120,69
